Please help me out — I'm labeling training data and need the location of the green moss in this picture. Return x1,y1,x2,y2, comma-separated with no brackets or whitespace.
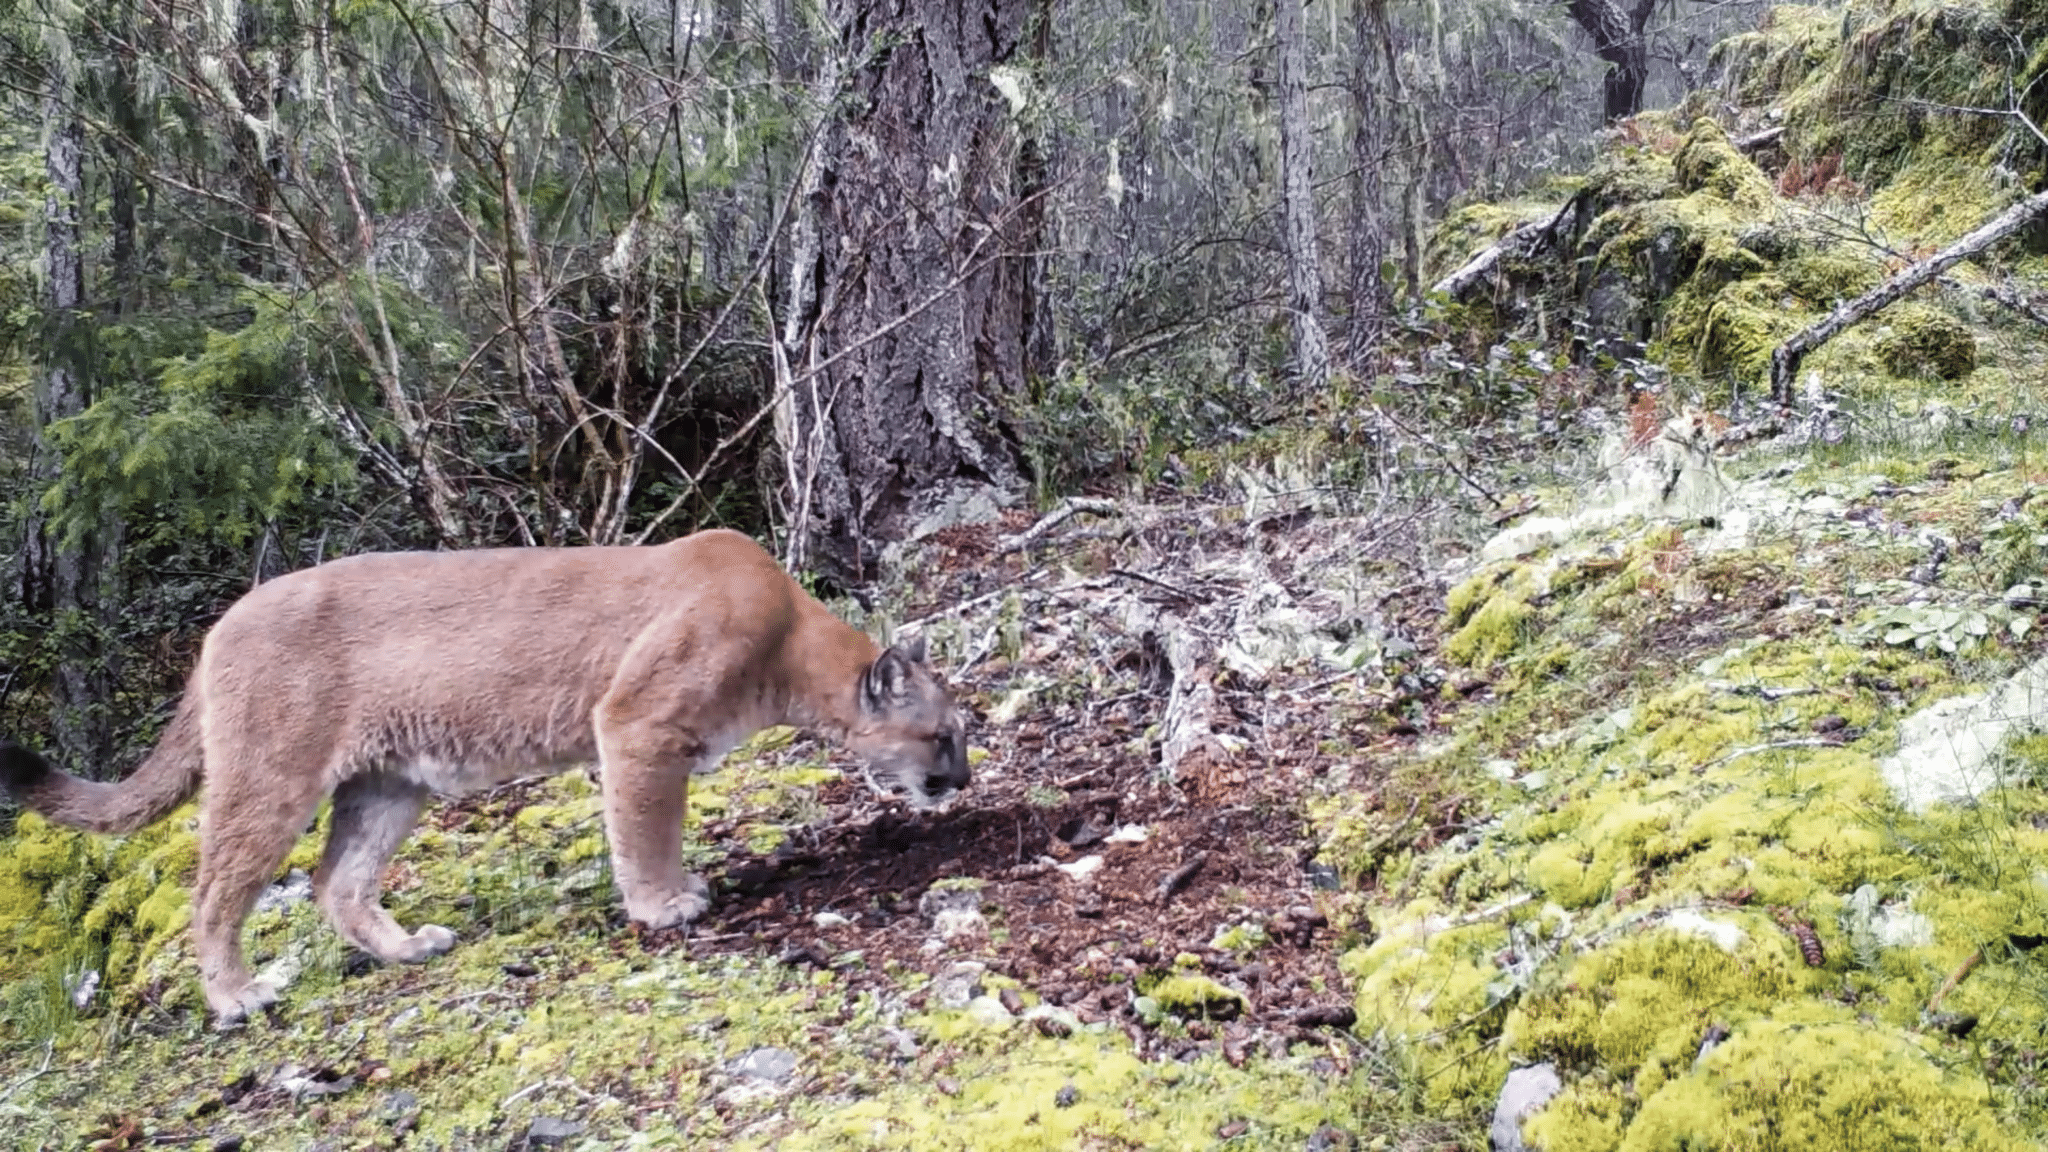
1870,156,2011,248
1615,1020,2019,1151
1671,119,1775,212
1581,148,1679,214
1873,303,1978,380
1709,6,1842,107
1692,275,1806,384
1447,589,1536,669
1777,250,1883,305
1143,973,1246,1020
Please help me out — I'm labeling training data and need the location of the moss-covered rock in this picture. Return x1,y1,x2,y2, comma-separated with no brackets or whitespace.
1873,302,1978,380
1671,119,1776,211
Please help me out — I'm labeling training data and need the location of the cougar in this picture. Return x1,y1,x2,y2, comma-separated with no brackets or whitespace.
1,529,967,1023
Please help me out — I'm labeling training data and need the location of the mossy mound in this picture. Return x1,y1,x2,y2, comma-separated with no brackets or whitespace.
1340,457,2048,1149
1874,302,1980,379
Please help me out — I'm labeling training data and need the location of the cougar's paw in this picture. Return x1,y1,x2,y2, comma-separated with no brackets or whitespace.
392,924,459,963
629,876,712,931
207,978,280,1028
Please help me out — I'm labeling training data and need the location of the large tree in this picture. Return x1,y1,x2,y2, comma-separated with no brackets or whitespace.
779,0,1049,579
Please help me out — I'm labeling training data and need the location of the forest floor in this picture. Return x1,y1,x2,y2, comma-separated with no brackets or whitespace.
0,448,1492,1151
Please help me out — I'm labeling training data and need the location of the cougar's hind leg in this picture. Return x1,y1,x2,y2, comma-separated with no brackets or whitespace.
191,748,325,1025
315,771,455,964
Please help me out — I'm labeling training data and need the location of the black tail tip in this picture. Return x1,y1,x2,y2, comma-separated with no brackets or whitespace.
0,741,51,796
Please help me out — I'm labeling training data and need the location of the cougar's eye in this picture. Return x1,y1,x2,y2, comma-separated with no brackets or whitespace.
934,731,955,759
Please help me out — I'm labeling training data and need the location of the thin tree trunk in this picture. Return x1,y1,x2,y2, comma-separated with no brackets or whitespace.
32,51,119,777
1770,188,2048,404
1276,0,1330,393
1346,0,1389,363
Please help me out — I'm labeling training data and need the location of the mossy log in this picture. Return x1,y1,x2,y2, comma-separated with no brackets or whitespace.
1429,193,1583,301
1768,187,2048,404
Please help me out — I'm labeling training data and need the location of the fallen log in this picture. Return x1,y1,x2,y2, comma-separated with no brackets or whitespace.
1430,192,1583,301
1768,187,2048,404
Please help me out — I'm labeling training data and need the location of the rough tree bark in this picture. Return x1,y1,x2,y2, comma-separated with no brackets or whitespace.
1346,0,1389,361
1567,0,1657,123
781,0,1046,580
24,50,120,776
1769,188,2048,404
1276,0,1330,392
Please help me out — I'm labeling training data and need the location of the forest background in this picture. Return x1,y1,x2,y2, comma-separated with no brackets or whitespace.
0,0,1770,778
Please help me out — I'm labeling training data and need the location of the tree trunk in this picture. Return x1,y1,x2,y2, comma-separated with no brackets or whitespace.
29,52,120,777
782,0,1045,580
1276,0,1330,393
1346,0,1389,363
1769,188,2048,405
1567,0,1656,123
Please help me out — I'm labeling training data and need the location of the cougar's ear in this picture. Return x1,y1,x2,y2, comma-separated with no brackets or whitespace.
860,646,914,715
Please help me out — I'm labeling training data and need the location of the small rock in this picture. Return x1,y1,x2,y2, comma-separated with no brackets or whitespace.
730,1047,800,1083
1303,1125,1355,1151
1927,1011,1979,1039
502,962,539,978
932,961,987,1009
1303,862,1341,891
1694,1022,1730,1064
1073,890,1105,918
1033,1012,1073,1038
965,995,1015,1028
919,885,988,941
777,940,832,968
1055,854,1105,880
210,1139,245,1152
1490,1062,1563,1152
1291,1004,1357,1030
1054,1082,1079,1108
254,870,313,914
936,1076,961,1097
882,1026,921,1062
1811,714,1848,735
998,987,1026,1015
526,1116,584,1146
1218,1118,1249,1139
381,1091,419,1122
1055,816,1108,849
813,911,852,929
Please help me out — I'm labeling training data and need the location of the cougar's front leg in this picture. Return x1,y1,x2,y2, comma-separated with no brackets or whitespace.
593,702,712,930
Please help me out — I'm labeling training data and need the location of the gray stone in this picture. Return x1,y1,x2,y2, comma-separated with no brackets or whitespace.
931,961,987,1009
525,1116,584,1146
1490,1062,1563,1152
965,994,1014,1028
730,1046,800,1083
254,869,313,914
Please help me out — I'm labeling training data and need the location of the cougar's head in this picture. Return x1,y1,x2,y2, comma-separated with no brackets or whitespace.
848,635,969,808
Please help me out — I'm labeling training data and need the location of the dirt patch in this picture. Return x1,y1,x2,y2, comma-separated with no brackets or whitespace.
611,504,1466,1065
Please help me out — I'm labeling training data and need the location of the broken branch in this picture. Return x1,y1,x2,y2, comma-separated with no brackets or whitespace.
1769,188,2048,404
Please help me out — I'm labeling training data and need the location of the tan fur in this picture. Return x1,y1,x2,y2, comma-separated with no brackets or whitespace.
1,529,966,1024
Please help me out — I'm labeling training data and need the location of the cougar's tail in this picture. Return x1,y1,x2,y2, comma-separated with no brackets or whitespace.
1,675,205,834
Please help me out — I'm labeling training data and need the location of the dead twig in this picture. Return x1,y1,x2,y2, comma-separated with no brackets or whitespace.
1156,851,1210,904
1925,948,1983,1016
995,497,1121,556
0,1039,55,1105
1110,568,1210,603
